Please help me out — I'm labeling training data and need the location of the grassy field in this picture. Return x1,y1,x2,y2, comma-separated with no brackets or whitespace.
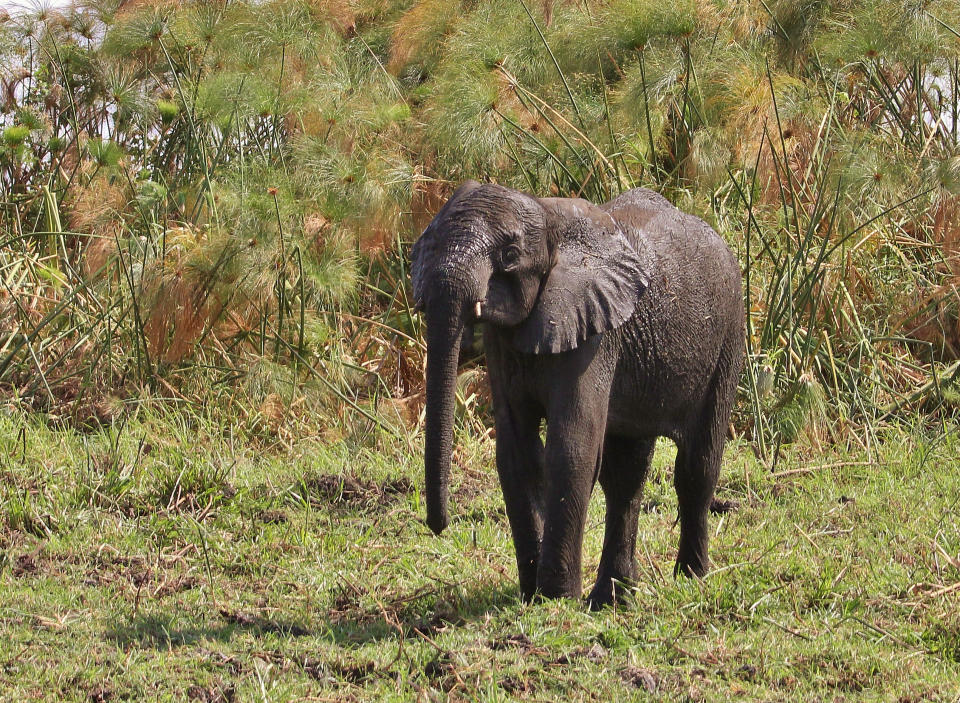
1,405,958,701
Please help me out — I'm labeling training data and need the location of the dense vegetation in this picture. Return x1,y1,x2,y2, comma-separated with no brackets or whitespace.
2,0,959,451
1,1,959,699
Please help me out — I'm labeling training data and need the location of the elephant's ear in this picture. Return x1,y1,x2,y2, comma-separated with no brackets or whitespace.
411,180,482,309
512,212,649,354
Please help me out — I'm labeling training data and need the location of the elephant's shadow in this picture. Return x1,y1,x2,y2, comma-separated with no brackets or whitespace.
106,582,521,650
323,580,521,646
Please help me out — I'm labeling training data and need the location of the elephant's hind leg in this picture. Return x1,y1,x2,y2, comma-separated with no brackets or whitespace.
588,436,655,609
673,438,719,577
674,356,738,578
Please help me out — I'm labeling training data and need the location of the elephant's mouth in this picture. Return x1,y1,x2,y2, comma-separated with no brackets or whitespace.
475,276,520,327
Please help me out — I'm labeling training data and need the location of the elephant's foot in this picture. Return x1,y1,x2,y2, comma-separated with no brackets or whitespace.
534,574,583,601
517,556,540,603
586,575,634,610
534,554,584,601
674,547,709,578
519,580,537,604
534,585,582,601
675,515,710,578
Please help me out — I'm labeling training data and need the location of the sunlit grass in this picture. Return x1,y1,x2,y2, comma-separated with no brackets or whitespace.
0,406,958,699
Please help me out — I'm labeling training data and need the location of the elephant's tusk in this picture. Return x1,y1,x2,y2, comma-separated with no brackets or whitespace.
474,301,483,319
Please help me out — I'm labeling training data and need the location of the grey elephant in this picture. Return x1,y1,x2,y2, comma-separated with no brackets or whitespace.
410,181,744,606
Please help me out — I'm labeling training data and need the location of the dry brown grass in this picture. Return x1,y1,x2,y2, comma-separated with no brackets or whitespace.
307,0,357,36
143,274,221,364
66,174,128,234
387,0,459,75
114,0,185,19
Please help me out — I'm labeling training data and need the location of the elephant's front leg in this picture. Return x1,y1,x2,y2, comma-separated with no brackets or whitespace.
493,400,545,601
537,391,608,600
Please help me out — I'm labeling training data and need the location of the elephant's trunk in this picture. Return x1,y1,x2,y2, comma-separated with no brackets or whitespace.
423,292,467,535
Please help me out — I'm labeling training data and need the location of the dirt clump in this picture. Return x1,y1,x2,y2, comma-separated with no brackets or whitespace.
301,473,413,510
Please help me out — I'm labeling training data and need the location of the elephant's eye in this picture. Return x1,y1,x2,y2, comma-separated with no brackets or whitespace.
500,246,521,270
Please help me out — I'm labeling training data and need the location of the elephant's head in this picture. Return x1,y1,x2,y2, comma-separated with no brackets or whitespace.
410,181,649,534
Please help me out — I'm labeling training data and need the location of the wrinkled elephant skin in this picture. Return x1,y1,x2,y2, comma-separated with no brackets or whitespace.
410,182,744,607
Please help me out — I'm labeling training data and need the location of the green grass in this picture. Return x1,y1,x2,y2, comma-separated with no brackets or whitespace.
1,406,958,701
3,0,960,464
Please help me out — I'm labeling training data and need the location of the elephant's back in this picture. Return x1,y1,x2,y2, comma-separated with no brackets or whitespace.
603,188,742,321
602,189,743,437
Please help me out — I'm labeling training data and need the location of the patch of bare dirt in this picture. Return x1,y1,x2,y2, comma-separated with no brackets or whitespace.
79,552,199,600
87,685,115,702
488,633,546,655
553,642,607,665
302,473,413,510
423,651,457,691
498,675,533,694
256,508,288,524
196,648,244,675
622,666,658,692
11,552,40,577
219,609,312,637
255,650,376,684
709,498,739,514
186,682,236,703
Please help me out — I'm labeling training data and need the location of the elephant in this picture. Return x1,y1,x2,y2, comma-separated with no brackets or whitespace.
409,180,744,607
